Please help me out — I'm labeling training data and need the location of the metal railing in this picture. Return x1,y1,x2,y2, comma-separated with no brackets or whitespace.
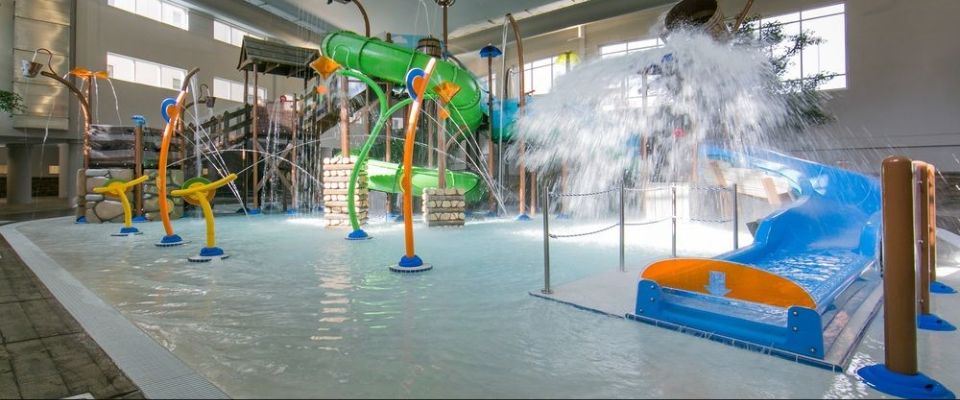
540,181,740,294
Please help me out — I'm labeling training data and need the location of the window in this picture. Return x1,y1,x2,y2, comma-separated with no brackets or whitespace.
213,77,267,103
107,53,186,90
598,39,665,108
522,57,568,96
108,0,189,30
599,38,664,59
214,20,259,47
752,3,846,90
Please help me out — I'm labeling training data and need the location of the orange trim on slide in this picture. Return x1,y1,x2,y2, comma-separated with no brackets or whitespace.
641,258,816,309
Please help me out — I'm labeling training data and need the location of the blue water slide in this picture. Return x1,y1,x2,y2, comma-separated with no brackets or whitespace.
634,145,882,359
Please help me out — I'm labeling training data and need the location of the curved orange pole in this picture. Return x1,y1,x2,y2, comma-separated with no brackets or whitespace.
402,58,438,258
158,68,199,236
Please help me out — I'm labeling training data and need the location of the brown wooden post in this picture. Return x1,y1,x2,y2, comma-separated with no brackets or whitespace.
84,77,93,169
915,162,931,315
252,64,260,210
530,171,537,215
507,13,526,216
486,55,497,214
291,95,299,211
244,70,250,206
928,165,938,284
339,75,350,159
437,121,447,188
134,123,144,216
880,156,918,375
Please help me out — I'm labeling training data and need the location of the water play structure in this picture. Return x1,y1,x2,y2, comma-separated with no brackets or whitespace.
7,0,957,397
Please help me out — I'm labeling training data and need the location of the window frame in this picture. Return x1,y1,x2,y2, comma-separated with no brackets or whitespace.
106,52,186,91
751,3,847,91
213,19,261,47
213,77,267,103
107,0,189,30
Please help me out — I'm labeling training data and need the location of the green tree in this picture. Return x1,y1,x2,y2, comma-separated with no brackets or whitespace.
0,90,25,116
735,16,837,129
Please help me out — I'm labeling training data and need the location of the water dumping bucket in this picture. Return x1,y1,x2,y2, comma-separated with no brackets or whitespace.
664,0,730,40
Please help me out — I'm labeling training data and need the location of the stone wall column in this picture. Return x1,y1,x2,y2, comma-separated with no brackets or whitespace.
6,143,33,205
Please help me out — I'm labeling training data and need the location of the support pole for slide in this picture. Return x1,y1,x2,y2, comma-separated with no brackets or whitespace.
507,13,529,221
251,63,261,213
914,162,955,331
732,183,739,250
857,156,953,399
390,58,439,273
542,181,552,294
133,116,145,219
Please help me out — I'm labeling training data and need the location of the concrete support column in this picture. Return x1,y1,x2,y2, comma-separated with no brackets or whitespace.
6,143,33,205
56,142,82,206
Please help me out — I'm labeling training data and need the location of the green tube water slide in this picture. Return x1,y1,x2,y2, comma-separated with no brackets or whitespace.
322,31,484,133
321,31,487,235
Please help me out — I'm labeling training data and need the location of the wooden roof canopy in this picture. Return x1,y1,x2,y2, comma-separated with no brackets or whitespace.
237,36,320,79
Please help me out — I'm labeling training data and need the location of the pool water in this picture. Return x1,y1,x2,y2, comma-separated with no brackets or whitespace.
13,215,959,398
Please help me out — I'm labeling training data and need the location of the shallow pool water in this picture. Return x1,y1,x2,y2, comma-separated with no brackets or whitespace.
13,215,960,398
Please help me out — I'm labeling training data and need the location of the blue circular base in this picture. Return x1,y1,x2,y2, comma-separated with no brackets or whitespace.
857,364,954,399
155,234,188,247
515,214,531,221
188,254,229,263
247,208,262,215
931,281,957,294
286,209,298,215
199,247,225,257
75,216,87,224
391,214,404,223
132,216,148,223
389,262,433,273
111,229,143,237
346,229,372,241
398,255,424,268
120,226,140,234
555,213,572,220
918,313,957,331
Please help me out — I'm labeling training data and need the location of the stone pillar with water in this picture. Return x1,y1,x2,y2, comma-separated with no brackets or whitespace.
422,187,465,227
322,156,368,227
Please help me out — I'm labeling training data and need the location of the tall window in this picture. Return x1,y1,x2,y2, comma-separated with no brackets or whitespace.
214,20,259,47
213,77,267,103
107,0,189,30
599,38,664,59
523,57,567,96
107,53,185,90
752,3,846,90
599,39,665,108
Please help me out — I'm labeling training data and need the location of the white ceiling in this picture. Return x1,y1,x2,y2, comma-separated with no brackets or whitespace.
251,0,596,38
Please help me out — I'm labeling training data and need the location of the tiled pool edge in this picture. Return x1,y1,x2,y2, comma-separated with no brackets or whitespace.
0,218,229,399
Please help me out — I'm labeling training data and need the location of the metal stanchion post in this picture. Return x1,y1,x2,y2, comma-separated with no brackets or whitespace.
619,181,626,272
732,183,739,250
671,185,677,258
542,182,552,294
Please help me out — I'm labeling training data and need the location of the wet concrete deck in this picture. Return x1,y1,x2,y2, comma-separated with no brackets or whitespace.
0,234,143,399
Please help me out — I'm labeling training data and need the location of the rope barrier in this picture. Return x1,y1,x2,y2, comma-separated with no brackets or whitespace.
549,187,619,198
549,222,620,239
624,217,672,226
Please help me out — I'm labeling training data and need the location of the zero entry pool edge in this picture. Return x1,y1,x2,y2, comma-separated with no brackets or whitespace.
0,217,229,399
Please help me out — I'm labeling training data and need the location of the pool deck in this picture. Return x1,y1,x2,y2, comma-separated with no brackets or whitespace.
0,215,228,399
531,263,884,370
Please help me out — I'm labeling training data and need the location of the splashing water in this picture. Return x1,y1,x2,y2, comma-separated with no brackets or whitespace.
514,31,791,216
